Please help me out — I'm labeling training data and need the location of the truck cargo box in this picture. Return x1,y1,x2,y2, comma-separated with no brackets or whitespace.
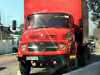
24,0,82,26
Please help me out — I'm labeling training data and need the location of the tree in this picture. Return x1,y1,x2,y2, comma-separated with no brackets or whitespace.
88,0,100,27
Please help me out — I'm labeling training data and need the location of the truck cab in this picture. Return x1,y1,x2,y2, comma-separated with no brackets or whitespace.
18,12,77,75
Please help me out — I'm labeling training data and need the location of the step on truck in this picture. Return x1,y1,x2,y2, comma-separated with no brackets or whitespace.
17,0,90,75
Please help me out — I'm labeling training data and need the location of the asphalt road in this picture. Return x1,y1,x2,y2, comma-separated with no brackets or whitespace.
0,55,60,75
63,61,100,75
0,42,100,75
0,53,100,75
0,55,18,75
0,55,65,75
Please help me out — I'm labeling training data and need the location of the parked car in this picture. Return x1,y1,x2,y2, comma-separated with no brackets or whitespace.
87,39,96,53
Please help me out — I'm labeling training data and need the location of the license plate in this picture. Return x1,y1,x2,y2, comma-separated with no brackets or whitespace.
26,56,39,60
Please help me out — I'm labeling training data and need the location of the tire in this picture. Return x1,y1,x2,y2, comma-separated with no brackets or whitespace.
52,56,71,75
83,45,91,65
77,45,85,67
62,57,71,72
69,58,79,70
78,45,90,67
19,61,31,75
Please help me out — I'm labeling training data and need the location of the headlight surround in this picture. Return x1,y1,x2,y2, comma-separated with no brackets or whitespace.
21,44,27,51
66,32,72,41
28,43,38,51
58,43,67,50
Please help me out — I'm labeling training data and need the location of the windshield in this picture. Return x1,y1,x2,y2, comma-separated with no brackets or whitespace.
27,13,72,28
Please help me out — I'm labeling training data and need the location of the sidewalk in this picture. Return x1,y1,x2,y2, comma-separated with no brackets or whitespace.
0,55,17,64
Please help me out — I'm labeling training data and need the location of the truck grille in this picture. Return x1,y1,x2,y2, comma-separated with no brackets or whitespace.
28,42,58,51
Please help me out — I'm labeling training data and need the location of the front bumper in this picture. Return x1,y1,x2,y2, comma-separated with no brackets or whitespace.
18,55,68,67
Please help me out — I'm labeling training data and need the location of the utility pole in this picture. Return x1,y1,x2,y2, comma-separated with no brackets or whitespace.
0,12,2,25
0,12,3,40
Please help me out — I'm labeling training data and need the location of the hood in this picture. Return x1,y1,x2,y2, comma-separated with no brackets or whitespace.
21,28,71,43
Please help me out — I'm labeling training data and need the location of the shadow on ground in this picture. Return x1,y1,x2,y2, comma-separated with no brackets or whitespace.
90,54,100,63
0,67,6,71
30,65,69,75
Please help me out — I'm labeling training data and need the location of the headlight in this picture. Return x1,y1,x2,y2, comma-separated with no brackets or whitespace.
66,32,72,41
58,43,67,50
21,44,27,51
28,43,38,51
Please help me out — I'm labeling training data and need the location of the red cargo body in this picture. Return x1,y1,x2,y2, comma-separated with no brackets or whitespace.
24,0,82,26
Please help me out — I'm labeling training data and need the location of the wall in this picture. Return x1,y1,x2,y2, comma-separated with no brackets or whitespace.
0,40,17,54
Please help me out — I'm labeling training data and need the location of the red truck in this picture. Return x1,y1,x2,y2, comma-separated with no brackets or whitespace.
17,0,90,75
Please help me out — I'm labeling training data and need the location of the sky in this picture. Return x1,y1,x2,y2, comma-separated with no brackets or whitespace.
0,0,24,27
0,0,95,36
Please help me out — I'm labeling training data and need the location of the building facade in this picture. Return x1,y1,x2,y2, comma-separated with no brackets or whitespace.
0,25,16,54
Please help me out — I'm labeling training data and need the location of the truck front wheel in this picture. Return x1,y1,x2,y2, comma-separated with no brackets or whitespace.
19,61,31,75
78,45,90,67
